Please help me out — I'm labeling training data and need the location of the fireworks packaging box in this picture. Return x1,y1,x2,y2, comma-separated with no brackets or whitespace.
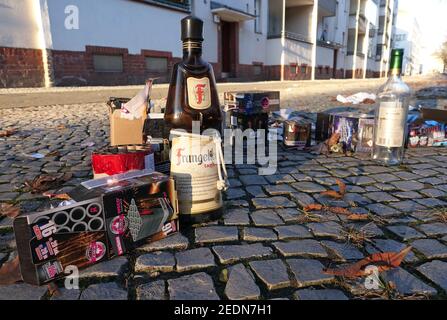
283,119,312,149
407,120,447,148
14,171,179,286
315,111,374,153
223,91,280,114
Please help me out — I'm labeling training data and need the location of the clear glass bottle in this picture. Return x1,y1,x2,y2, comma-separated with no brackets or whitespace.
372,49,411,165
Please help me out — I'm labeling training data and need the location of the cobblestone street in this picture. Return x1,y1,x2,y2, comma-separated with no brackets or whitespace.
1,77,447,300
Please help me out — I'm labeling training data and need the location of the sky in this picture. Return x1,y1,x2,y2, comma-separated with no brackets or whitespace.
398,0,447,51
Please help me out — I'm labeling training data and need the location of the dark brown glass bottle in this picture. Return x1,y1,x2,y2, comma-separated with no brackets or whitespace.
165,16,223,225
165,16,222,134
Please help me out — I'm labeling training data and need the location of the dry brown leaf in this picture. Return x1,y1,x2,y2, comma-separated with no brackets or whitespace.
0,203,20,218
0,256,22,285
42,192,72,200
362,98,375,104
323,246,412,278
0,129,17,138
327,206,352,215
56,124,67,130
303,203,324,212
327,132,341,148
335,178,346,196
320,190,344,199
45,150,61,157
347,213,370,221
24,173,73,194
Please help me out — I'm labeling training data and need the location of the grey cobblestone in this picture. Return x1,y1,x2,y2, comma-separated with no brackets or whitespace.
382,268,437,296
249,259,291,290
411,239,447,259
418,223,447,237
135,251,175,275
307,221,344,240
243,227,278,241
245,185,267,197
0,283,47,300
292,181,327,193
225,264,260,300
80,282,127,300
294,288,348,300
175,247,216,272
223,208,251,226
274,225,312,240
287,259,335,288
250,210,285,226
251,196,296,209
212,243,273,264
273,239,328,258
168,272,219,300
136,280,167,300
416,260,447,292
386,225,425,241
195,226,239,244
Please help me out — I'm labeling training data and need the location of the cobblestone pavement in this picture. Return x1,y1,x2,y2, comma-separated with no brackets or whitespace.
1,103,447,300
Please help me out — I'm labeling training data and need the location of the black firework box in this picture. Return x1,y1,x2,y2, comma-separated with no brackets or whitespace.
223,91,280,114
283,119,312,149
14,171,179,285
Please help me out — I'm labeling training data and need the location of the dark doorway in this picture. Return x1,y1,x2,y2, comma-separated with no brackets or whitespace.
332,49,338,78
221,21,237,78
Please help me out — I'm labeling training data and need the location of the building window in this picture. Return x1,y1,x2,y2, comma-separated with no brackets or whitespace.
145,56,169,73
254,0,262,34
142,0,191,12
325,66,330,74
290,64,297,74
253,64,262,76
394,34,407,41
301,65,307,74
93,54,123,72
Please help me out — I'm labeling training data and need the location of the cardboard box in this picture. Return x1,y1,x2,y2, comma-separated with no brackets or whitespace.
420,104,447,123
14,171,178,285
283,120,311,149
108,97,147,146
316,111,374,153
224,91,280,114
408,120,447,148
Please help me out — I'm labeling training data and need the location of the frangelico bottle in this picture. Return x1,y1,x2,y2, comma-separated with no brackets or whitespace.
165,16,222,134
165,16,224,225
372,49,411,165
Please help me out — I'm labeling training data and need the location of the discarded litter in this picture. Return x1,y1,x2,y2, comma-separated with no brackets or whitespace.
336,92,376,105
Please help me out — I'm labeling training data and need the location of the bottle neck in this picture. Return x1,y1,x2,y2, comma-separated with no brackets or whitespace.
390,68,402,79
182,40,203,61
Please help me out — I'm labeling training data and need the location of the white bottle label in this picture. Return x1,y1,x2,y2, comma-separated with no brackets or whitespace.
187,77,212,110
170,135,222,215
375,101,406,147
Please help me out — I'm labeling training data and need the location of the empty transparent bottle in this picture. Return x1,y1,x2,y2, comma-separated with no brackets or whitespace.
372,49,411,165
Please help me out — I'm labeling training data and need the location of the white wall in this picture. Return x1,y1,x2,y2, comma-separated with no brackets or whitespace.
284,39,313,65
316,46,333,66
0,0,40,48
46,0,187,56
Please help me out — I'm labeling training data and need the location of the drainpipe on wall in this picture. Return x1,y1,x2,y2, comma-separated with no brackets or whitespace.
310,0,319,81
280,0,286,82
33,0,54,87
352,0,360,79
362,20,369,79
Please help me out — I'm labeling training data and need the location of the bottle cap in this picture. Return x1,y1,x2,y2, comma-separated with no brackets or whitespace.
181,16,204,41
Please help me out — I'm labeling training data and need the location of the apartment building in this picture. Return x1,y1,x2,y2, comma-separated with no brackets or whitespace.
391,2,423,75
0,0,397,88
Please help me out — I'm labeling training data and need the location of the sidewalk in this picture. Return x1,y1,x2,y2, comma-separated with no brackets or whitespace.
1,74,445,109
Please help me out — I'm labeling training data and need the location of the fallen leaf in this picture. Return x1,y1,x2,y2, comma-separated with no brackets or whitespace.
24,173,73,194
45,150,61,157
0,256,22,285
336,179,346,196
347,213,370,221
56,124,67,130
327,132,341,148
303,203,324,211
42,192,72,200
0,129,17,138
320,190,344,199
323,246,412,278
0,203,20,218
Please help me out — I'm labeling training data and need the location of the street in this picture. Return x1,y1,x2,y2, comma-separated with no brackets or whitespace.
1,75,447,300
